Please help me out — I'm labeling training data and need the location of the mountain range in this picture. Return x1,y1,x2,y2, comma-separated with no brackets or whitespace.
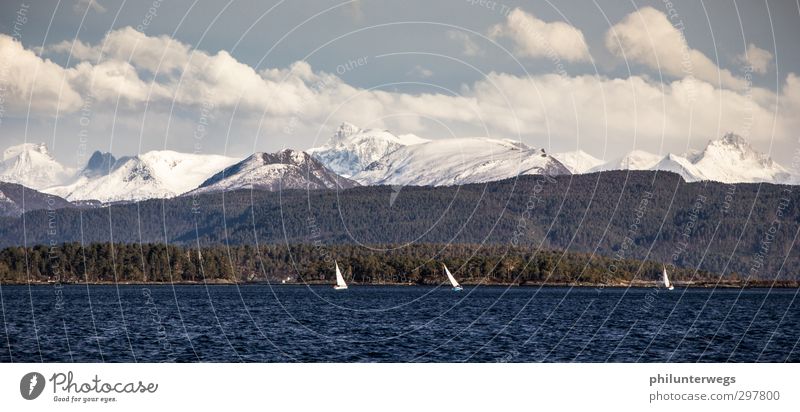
0,123,795,209
190,149,358,194
575,133,794,184
1,171,797,279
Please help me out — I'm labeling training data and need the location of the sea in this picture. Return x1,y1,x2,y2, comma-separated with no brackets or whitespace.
0,284,797,362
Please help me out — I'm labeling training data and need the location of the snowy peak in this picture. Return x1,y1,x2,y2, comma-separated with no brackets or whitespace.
610,150,663,171
45,150,239,202
650,153,708,182
0,142,74,190
194,149,358,193
690,133,791,183
331,121,361,144
308,122,429,177
3,142,49,160
589,133,793,184
82,151,117,177
553,150,604,174
696,133,772,166
353,137,570,186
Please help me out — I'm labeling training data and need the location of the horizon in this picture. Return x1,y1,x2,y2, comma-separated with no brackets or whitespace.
0,1,798,168
1,123,784,170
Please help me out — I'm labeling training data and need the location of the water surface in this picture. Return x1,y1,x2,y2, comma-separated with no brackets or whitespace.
1,285,797,362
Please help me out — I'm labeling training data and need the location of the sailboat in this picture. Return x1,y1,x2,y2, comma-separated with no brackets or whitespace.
663,266,674,290
443,264,463,291
333,261,348,290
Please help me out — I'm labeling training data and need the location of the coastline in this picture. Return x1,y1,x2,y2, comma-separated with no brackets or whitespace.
4,279,798,288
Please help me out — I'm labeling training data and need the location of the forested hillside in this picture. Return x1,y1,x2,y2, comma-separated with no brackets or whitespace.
0,171,796,279
0,242,730,285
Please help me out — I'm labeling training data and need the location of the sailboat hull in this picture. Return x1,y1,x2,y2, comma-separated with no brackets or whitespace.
333,285,348,290
452,286,463,292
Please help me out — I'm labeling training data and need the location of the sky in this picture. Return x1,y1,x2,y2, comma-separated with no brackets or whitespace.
0,0,799,169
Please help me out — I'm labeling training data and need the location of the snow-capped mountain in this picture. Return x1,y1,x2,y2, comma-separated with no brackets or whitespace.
590,134,794,184
353,138,570,186
81,150,117,178
688,133,793,183
0,132,796,205
308,122,429,177
0,143,74,190
45,150,239,202
552,150,604,174
647,153,710,182
0,182,72,217
590,150,663,173
191,149,358,194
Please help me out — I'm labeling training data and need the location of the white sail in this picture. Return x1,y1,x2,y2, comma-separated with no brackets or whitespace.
334,262,348,289
663,266,673,290
444,264,461,288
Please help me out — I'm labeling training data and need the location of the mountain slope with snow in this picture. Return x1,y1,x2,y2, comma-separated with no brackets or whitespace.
649,153,710,182
590,150,663,173
45,150,239,202
689,133,793,183
308,122,429,177
0,143,74,190
353,138,570,186
1,132,797,204
191,149,358,194
589,134,794,184
552,150,604,174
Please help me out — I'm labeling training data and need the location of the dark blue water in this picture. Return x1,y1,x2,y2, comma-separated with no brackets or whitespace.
0,285,798,362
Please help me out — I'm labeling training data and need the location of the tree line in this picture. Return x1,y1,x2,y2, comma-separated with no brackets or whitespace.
0,242,746,286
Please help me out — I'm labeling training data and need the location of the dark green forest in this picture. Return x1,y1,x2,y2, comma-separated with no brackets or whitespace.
0,242,743,286
0,171,797,279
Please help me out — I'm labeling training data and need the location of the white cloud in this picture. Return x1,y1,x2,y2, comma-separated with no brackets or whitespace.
0,35,83,115
73,0,106,14
4,27,800,164
446,30,483,57
737,44,773,75
48,27,192,73
407,65,433,78
488,8,591,63
606,7,743,89
346,0,364,22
